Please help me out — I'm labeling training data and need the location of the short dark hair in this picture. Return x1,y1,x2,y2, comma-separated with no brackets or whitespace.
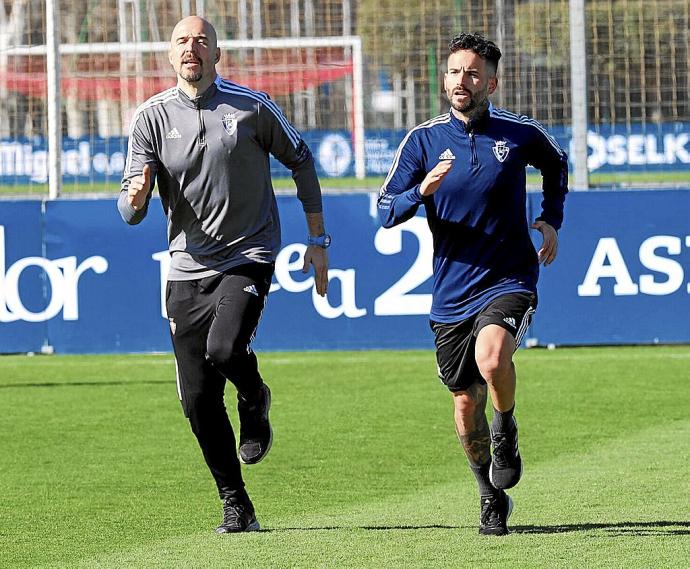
449,33,502,73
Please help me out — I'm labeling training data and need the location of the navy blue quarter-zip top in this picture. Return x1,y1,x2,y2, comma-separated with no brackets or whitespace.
378,105,569,323
468,130,477,165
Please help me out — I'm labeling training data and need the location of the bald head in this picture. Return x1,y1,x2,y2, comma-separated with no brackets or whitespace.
171,16,217,47
168,16,220,96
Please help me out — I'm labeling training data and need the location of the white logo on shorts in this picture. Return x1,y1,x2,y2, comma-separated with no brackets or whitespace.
503,316,516,328
243,284,259,297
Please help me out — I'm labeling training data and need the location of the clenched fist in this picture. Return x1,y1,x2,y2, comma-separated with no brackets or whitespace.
127,164,151,211
420,160,453,196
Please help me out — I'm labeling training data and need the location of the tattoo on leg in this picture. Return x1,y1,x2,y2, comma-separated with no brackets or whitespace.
458,383,491,467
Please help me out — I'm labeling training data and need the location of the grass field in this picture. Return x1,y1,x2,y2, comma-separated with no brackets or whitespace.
1,347,689,568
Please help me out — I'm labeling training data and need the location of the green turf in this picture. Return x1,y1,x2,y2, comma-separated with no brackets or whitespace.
1,347,689,568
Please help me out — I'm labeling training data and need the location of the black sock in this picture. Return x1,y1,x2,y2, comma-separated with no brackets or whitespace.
492,404,515,433
470,461,496,497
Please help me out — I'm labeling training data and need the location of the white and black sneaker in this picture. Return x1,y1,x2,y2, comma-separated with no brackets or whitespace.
238,384,273,465
479,490,513,536
490,417,522,489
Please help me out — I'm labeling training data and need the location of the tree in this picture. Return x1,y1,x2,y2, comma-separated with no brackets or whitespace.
357,0,457,125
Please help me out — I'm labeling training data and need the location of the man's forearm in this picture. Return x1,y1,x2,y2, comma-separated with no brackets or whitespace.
377,185,423,228
305,212,325,236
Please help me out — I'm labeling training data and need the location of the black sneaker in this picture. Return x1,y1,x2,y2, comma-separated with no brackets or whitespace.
215,498,260,534
238,384,273,465
479,490,513,536
490,417,522,489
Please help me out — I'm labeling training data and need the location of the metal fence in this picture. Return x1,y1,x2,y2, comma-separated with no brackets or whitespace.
1,0,689,194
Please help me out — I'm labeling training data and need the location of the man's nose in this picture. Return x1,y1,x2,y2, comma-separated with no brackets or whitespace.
451,77,465,89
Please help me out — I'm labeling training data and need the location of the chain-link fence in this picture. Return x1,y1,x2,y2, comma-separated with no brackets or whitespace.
1,0,689,194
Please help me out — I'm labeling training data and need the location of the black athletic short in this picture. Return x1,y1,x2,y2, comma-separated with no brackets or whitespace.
430,292,537,393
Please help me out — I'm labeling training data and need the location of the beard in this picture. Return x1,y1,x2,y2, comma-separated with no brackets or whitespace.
181,71,202,82
448,91,482,113
447,87,488,115
179,61,203,83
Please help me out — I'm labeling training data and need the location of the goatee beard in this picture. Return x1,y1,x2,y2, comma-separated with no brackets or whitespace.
451,100,474,113
449,95,488,118
180,67,203,83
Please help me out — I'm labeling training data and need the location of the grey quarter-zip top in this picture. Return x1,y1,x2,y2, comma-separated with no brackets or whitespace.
119,75,323,280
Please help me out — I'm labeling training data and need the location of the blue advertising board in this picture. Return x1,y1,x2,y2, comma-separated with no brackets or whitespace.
258,193,434,350
0,200,46,352
531,189,690,345
0,189,689,354
2,122,689,184
43,199,170,353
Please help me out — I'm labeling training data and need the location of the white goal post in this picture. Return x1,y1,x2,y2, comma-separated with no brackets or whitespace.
6,35,366,197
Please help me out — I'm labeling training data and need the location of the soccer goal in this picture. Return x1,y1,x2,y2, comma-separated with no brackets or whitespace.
2,33,365,196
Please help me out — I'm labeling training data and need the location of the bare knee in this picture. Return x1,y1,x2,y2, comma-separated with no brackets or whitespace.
475,325,515,384
475,348,512,384
453,391,478,417
453,390,483,433
474,336,513,384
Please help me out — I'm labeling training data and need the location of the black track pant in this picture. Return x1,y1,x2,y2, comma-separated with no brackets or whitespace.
165,263,273,499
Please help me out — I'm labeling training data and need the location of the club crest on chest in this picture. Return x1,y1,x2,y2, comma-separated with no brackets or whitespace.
222,113,238,136
492,140,510,162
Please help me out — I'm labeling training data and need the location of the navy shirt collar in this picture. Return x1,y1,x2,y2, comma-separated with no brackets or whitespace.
449,103,491,133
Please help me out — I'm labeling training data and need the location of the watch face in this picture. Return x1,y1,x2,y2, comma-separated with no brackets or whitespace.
323,234,331,247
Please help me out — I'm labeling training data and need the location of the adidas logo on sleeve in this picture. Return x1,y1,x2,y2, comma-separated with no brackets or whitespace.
243,284,259,297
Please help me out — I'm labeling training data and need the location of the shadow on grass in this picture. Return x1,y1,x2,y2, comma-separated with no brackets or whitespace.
262,524,459,533
263,521,690,536
0,379,171,389
512,521,690,536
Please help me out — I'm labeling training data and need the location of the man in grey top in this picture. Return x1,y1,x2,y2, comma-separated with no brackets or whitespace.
118,15,330,533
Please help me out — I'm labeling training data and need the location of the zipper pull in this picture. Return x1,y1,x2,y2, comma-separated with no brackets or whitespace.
468,131,477,164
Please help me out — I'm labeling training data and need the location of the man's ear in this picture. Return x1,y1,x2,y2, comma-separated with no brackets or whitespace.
215,48,221,63
488,75,498,95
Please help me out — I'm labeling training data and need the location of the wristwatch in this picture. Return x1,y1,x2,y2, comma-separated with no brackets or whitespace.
307,233,332,248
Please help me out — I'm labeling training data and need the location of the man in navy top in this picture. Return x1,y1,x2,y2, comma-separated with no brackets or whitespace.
378,32,568,536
